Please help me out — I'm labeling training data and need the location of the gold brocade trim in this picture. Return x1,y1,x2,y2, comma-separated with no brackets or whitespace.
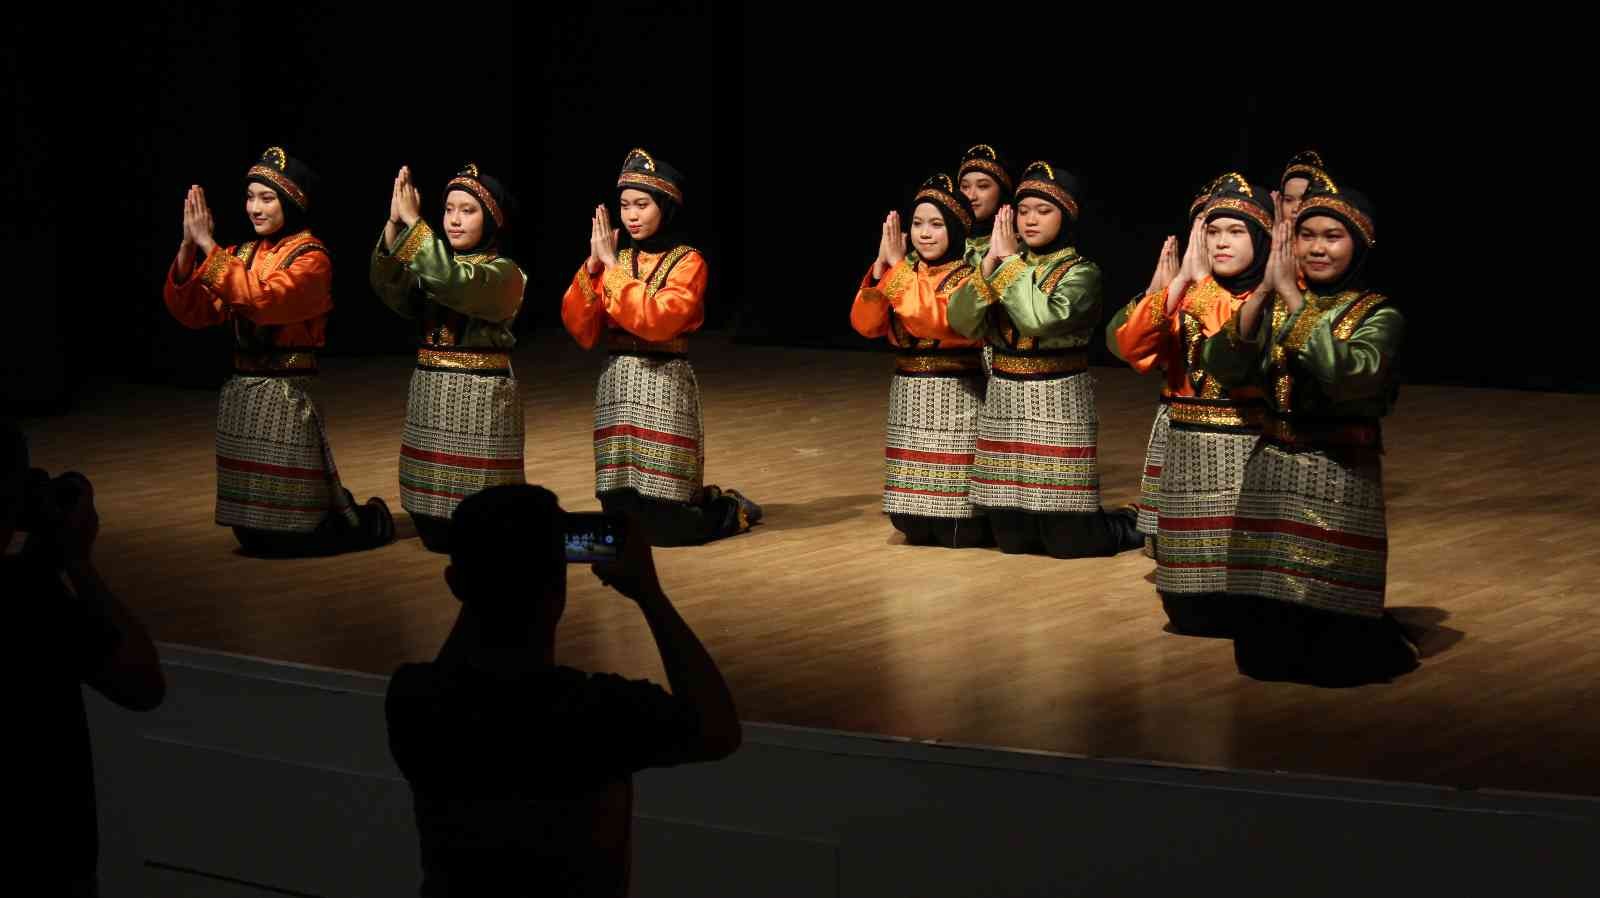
606,332,689,355
895,353,984,375
989,255,1027,296
882,260,915,300
1025,247,1076,268
859,286,887,305
1281,292,1343,353
233,350,317,373
1168,398,1263,430
603,258,632,302
417,348,511,370
1143,293,1167,326
913,184,975,230
932,260,974,293
1037,256,1080,295
246,164,309,210
1015,179,1080,220
395,221,433,264
1263,415,1382,449
958,157,1013,193
578,268,600,305
199,249,232,288
1269,298,1293,410
617,171,684,205
445,175,505,226
1298,195,1375,245
623,245,696,299
1203,196,1272,230
990,351,1089,376
1333,293,1388,340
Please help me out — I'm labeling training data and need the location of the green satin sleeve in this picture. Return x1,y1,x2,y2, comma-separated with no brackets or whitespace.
1289,304,1404,408
945,272,992,341
370,228,420,319
389,221,526,323
1202,299,1272,389
992,256,1102,344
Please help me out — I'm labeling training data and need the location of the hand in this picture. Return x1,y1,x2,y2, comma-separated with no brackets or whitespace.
989,205,1019,258
882,210,907,268
396,166,422,227
591,205,619,269
1181,215,1210,284
1268,218,1303,312
51,473,99,563
591,514,663,604
1146,235,1177,296
390,168,404,225
189,186,216,254
181,188,197,249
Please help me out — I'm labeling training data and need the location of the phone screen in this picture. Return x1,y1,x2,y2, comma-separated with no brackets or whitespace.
563,512,625,563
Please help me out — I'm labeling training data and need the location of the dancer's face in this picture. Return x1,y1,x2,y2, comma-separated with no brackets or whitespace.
1297,215,1355,284
1206,217,1255,278
910,202,950,261
619,189,662,241
1281,177,1310,219
245,183,285,236
960,172,1002,222
1015,197,1062,248
443,191,486,251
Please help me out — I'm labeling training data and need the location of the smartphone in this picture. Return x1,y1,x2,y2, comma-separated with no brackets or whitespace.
563,512,626,563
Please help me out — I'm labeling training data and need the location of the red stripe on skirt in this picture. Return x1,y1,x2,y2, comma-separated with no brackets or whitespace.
400,445,525,470
969,478,1095,491
885,447,976,465
975,439,1096,459
594,425,700,449
1203,515,1388,552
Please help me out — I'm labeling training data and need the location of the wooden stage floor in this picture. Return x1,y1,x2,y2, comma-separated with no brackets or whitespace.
22,333,1600,796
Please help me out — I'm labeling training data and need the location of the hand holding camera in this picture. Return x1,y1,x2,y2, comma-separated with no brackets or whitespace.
21,469,97,566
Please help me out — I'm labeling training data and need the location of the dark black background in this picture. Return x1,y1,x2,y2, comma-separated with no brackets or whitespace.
4,6,1581,412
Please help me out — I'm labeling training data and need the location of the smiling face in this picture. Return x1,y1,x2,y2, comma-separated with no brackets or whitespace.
245,182,285,236
1205,216,1255,278
618,188,662,241
910,202,950,261
1296,215,1355,284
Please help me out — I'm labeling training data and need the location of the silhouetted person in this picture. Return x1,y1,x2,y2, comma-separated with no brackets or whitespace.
385,484,741,897
3,421,165,897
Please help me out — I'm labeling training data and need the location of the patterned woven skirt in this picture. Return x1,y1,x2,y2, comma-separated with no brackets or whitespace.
214,374,357,533
1155,420,1258,597
1135,401,1170,535
969,370,1100,514
399,363,526,521
882,371,985,518
1226,439,1388,617
593,354,704,503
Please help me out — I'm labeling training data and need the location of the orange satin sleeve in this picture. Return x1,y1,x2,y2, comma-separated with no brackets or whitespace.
882,260,978,345
1114,286,1180,376
163,253,228,330
600,251,707,342
193,244,333,326
850,268,891,339
561,264,607,349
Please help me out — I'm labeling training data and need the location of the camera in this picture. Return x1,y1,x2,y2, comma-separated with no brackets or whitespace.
563,512,626,563
18,468,84,533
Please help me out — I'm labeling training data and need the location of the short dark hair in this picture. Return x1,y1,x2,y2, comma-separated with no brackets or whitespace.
448,485,565,606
